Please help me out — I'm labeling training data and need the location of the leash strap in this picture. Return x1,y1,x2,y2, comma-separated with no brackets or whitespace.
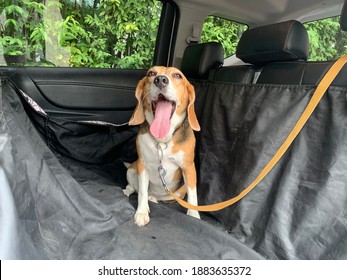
166,54,347,212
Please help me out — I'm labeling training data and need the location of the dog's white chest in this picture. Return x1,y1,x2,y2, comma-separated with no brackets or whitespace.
138,133,184,197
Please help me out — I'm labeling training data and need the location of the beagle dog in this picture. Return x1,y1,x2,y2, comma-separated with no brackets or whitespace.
123,66,201,226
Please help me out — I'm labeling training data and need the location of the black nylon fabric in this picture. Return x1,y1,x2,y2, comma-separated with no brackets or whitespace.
197,82,347,259
2,74,346,259
26,108,139,165
0,80,263,260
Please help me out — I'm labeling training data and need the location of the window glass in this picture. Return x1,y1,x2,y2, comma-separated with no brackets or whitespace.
0,0,162,68
200,16,247,58
304,16,347,61
201,15,347,62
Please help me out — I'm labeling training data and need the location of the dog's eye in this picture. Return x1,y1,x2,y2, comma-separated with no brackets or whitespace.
173,73,182,79
147,71,157,77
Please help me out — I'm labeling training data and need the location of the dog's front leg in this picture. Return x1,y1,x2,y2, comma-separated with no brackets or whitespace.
182,163,200,219
134,167,151,226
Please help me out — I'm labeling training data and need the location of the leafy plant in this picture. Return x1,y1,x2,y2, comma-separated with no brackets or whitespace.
0,1,28,56
1,0,162,67
201,16,247,58
54,0,162,68
0,0,49,64
2,1,346,67
63,0,161,68
0,36,26,55
304,16,344,61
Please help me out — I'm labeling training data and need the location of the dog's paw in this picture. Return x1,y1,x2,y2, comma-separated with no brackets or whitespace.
123,185,134,197
148,195,158,203
187,209,200,219
134,211,150,226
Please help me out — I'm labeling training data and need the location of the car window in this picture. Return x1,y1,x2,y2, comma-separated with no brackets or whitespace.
201,15,347,62
0,0,162,68
304,16,347,61
200,16,247,58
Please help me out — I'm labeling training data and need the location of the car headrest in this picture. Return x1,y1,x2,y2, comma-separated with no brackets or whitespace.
181,42,224,79
340,0,347,31
236,20,309,65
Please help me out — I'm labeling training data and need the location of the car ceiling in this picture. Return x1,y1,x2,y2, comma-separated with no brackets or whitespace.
174,0,345,27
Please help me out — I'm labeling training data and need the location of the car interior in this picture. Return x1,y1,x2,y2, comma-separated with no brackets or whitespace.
1,0,346,260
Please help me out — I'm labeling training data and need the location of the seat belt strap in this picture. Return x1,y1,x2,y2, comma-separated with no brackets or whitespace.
166,54,347,212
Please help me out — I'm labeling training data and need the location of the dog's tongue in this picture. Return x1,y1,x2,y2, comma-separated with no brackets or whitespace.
150,101,172,138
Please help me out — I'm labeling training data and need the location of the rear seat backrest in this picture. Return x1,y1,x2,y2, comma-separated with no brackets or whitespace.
239,19,347,86
208,20,308,84
211,65,255,83
237,20,310,85
236,20,309,66
340,0,347,31
181,42,256,83
180,42,224,80
180,42,224,122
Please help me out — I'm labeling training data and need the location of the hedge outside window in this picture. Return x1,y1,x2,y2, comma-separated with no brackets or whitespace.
0,0,162,68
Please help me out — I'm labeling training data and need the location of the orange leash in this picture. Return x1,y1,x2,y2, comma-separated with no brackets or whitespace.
166,54,347,212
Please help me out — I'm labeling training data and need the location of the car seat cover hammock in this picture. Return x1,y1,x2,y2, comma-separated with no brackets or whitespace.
162,54,347,212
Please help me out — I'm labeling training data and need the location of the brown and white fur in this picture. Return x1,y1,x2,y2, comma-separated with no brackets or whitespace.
123,66,201,226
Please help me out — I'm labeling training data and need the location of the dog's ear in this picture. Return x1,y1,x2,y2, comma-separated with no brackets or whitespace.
129,78,146,126
187,81,200,131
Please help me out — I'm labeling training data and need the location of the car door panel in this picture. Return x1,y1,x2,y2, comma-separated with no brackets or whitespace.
3,67,145,124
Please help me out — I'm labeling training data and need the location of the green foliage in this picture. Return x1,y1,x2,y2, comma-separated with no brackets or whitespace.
201,16,247,57
0,36,25,55
2,1,347,67
201,15,347,61
304,16,347,61
1,0,162,68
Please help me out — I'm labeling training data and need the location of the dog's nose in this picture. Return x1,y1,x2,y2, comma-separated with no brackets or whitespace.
154,75,169,89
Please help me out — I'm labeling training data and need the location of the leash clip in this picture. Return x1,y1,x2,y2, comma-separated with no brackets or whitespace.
157,142,170,192
158,165,169,192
